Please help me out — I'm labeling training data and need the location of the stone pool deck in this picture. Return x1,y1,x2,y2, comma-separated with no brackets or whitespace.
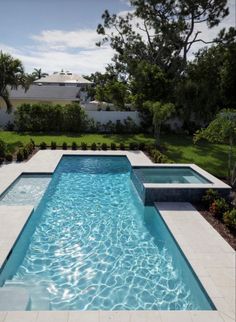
0,150,235,322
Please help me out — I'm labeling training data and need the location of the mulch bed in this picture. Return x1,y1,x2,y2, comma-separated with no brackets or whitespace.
194,203,236,250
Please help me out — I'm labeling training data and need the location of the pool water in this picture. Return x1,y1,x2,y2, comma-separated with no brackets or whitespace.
0,174,51,207
134,167,210,184
0,156,213,310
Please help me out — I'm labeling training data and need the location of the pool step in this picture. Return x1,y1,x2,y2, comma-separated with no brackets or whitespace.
0,287,30,310
3,281,51,310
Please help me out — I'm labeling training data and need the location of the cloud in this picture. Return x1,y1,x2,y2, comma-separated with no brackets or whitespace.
31,29,103,50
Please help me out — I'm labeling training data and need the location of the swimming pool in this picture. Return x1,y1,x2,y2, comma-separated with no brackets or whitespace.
0,156,214,310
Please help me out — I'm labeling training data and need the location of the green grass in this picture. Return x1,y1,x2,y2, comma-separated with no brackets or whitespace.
0,131,235,178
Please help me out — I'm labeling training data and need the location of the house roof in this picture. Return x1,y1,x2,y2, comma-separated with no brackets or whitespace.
10,85,81,101
34,72,91,84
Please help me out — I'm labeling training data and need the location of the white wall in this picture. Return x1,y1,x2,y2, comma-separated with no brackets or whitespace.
86,111,140,125
0,107,14,127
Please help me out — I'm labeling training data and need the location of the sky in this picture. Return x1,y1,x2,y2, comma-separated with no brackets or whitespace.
0,0,235,75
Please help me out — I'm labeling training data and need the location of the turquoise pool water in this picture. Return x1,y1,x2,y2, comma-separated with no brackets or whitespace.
134,167,210,184
0,156,213,310
0,174,51,207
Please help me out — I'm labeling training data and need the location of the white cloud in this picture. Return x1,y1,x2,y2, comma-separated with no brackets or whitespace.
31,29,103,50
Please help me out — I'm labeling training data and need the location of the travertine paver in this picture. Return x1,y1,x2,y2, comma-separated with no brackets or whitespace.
4,311,38,322
37,311,69,322
155,202,236,322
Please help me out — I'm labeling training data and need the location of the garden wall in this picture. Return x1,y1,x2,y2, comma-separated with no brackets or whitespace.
86,111,141,125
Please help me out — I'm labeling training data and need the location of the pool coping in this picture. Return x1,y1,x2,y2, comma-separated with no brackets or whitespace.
0,150,235,322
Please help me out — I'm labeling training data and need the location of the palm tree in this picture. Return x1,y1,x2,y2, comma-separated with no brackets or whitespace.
0,51,26,113
32,68,48,80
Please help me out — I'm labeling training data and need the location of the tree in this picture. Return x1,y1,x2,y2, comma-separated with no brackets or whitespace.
143,101,175,146
32,68,48,80
194,109,236,187
97,0,229,75
0,51,26,112
175,27,236,129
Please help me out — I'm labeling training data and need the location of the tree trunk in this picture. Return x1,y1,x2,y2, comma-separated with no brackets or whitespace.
1,94,12,113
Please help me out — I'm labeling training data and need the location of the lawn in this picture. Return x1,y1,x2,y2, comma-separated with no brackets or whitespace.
0,131,235,178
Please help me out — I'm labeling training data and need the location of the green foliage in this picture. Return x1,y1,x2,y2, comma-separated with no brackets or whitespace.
15,102,88,133
101,143,107,150
119,143,125,150
202,189,220,207
81,142,87,150
5,153,13,162
72,142,77,150
194,109,236,186
91,143,97,150
51,141,57,150
62,142,67,150
110,142,116,150
223,209,236,229
149,150,172,163
209,198,229,218
144,101,175,146
0,139,6,157
16,150,24,162
0,51,26,112
40,142,47,150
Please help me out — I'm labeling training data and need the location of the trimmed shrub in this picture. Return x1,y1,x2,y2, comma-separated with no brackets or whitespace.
149,149,172,163
16,150,24,162
23,148,29,159
202,189,220,208
72,142,77,150
91,143,97,150
0,140,6,157
62,142,68,150
209,198,229,219
30,139,35,149
101,143,108,151
129,142,138,150
5,154,13,162
81,142,87,150
110,142,117,150
223,209,236,229
138,142,146,151
51,141,57,150
26,142,34,154
40,142,47,150
119,143,125,150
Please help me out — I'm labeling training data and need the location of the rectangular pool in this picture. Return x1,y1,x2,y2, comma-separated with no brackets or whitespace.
0,156,214,310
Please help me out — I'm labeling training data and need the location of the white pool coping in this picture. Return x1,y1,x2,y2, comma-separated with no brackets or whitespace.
0,150,235,322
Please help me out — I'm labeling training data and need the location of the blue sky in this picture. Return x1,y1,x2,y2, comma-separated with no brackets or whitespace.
0,0,235,75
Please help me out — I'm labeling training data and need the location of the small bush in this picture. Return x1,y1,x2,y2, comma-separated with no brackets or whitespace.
5,154,13,162
202,189,220,208
0,157,4,165
223,209,236,229
30,139,35,149
23,148,29,159
111,142,117,150
16,150,24,162
129,142,138,150
72,142,77,150
40,142,47,150
138,142,146,151
26,142,34,154
149,149,172,163
91,143,97,150
209,198,229,219
0,139,6,157
101,143,108,150
119,143,125,150
51,141,57,150
81,142,87,150
62,142,67,150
